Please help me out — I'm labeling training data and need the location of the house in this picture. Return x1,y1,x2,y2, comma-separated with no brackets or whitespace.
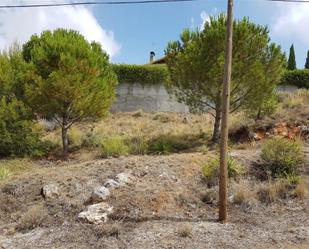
148,51,166,65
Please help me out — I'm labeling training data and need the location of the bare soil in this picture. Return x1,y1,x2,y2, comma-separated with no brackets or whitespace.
0,148,308,249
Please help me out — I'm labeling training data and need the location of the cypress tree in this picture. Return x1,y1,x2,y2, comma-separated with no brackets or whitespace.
287,44,296,70
305,50,309,69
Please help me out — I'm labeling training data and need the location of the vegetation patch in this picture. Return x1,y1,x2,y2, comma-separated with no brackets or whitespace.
202,156,244,187
261,138,303,178
281,69,309,89
112,64,169,84
100,136,129,158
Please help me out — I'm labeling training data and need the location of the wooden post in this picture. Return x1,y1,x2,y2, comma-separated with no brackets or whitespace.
219,0,234,222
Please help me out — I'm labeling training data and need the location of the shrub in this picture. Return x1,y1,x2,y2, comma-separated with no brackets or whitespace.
100,136,129,158
280,69,309,89
148,136,173,154
202,156,244,186
16,205,47,231
148,135,191,154
0,97,42,158
177,224,192,238
294,179,307,199
257,180,289,203
112,64,169,84
261,138,303,177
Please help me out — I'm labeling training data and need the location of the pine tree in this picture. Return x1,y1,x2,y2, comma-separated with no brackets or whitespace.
287,44,296,70
305,50,309,69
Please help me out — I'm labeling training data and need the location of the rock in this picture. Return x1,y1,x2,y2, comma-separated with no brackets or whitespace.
115,172,134,186
78,203,113,224
91,186,110,202
42,184,59,199
104,179,120,189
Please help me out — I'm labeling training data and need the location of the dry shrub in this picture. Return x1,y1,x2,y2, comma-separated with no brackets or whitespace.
233,188,255,205
257,180,289,204
177,224,192,238
199,188,218,204
96,222,121,238
294,180,308,199
16,205,47,231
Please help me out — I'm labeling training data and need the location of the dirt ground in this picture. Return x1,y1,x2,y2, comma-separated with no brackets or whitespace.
0,148,308,249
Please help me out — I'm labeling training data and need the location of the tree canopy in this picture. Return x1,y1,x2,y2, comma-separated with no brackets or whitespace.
165,14,285,142
0,47,41,157
305,50,309,69
287,44,296,70
23,29,117,154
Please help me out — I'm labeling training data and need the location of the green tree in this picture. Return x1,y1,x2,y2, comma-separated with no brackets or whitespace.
165,14,285,142
0,47,41,157
305,50,309,69
23,29,117,155
287,44,296,70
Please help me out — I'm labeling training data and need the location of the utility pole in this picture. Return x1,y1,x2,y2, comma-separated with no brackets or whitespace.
219,0,234,222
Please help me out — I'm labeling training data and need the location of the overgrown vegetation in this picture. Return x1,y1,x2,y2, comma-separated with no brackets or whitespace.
112,64,168,84
261,138,303,178
280,69,309,89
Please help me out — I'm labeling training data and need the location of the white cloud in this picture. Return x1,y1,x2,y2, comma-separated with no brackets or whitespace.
272,3,309,44
0,0,121,57
199,8,218,31
200,11,210,30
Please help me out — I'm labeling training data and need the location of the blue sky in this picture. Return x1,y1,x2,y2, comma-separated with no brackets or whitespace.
0,0,308,67
92,0,309,67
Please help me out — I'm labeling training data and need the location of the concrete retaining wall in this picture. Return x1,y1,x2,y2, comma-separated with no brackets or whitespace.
110,83,300,113
110,82,189,113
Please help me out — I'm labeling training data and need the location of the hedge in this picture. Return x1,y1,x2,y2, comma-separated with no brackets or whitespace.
280,69,309,89
112,64,169,84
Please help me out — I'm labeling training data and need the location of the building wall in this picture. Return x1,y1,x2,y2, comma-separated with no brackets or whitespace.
110,82,189,113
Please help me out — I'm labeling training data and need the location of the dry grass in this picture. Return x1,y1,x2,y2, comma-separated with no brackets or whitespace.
96,222,121,238
294,179,308,199
0,159,33,182
233,182,256,205
177,224,193,238
257,180,290,204
16,205,47,231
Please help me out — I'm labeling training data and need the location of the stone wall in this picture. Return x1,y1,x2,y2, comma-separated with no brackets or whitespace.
110,82,189,113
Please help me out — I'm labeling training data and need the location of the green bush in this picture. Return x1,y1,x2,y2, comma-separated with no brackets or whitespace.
112,64,169,84
0,97,42,158
148,136,173,154
148,135,191,154
202,156,244,186
280,69,309,89
100,136,129,158
261,138,303,177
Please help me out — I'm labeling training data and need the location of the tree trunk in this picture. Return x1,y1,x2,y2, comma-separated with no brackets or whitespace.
256,108,261,121
219,0,234,223
212,107,222,143
61,126,69,157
